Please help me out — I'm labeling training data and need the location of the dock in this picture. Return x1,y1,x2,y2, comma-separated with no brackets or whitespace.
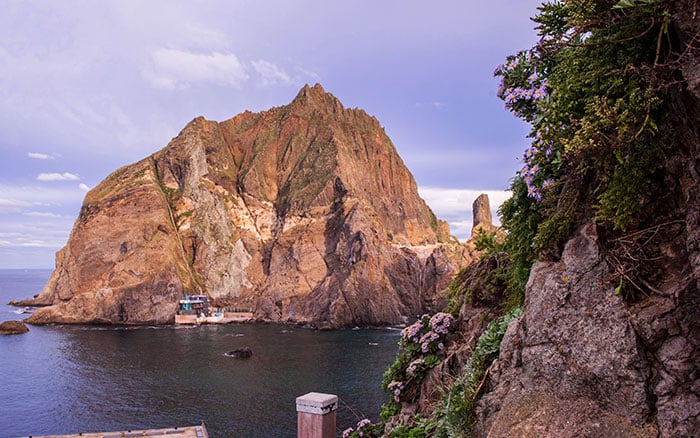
175,295,254,325
174,311,254,325
27,423,208,438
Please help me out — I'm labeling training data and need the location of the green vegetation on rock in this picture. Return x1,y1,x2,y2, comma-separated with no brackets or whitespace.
494,0,681,303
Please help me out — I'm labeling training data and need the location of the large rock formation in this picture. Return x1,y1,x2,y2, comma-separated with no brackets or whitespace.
19,84,470,328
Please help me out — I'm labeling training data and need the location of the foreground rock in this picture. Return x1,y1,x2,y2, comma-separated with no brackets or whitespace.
0,320,29,335
19,84,472,328
475,222,658,437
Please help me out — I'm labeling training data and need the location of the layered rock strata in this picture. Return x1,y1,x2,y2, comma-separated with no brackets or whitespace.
19,84,471,328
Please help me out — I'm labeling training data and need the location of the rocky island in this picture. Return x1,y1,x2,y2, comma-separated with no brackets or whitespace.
16,84,474,329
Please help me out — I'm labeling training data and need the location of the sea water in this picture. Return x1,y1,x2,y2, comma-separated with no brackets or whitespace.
0,269,400,437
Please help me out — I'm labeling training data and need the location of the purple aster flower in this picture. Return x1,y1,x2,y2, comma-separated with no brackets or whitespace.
357,419,371,429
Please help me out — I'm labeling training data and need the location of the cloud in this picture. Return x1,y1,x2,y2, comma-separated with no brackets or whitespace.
0,234,65,248
0,184,86,205
23,211,63,218
28,152,56,160
252,60,292,86
0,197,31,213
418,187,512,241
419,187,512,216
37,172,80,182
294,65,321,82
78,183,91,191
145,48,249,89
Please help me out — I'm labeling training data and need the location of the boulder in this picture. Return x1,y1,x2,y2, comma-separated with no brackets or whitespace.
0,320,29,335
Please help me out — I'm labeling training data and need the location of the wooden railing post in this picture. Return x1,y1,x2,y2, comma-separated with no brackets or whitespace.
296,392,338,438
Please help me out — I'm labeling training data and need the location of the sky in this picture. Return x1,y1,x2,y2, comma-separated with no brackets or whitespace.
0,0,540,269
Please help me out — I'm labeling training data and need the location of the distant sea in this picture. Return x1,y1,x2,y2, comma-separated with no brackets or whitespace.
0,269,400,437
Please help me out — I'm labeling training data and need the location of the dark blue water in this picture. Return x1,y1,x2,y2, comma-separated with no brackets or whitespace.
0,270,399,437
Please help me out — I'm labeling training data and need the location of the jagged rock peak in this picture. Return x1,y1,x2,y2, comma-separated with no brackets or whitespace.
291,83,344,113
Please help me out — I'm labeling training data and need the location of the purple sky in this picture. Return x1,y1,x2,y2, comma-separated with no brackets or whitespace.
0,1,539,268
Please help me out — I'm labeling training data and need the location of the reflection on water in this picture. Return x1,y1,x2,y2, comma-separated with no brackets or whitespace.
0,271,400,438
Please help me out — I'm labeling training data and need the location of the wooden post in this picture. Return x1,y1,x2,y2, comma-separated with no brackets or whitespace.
296,392,338,438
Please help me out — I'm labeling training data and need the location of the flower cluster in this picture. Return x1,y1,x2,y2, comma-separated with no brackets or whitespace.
401,312,453,353
495,49,550,122
418,330,440,353
342,418,374,438
518,126,563,201
406,358,425,376
503,77,549,106
388,380,405,402
429,312,452,335
400,320,423,342
495,48,564,203
387,312,454,402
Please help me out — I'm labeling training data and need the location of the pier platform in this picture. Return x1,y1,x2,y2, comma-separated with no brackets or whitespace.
175,312,254,325
27,423,208,438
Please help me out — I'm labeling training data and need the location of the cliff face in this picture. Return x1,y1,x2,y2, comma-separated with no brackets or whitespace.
22,84,470,328
472,7,700,436
384,4,700,436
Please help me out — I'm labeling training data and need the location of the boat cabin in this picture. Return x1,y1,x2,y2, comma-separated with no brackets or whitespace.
178,294,210,316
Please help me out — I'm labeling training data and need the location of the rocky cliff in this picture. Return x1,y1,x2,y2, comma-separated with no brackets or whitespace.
19,84,471,328
379,3,699,437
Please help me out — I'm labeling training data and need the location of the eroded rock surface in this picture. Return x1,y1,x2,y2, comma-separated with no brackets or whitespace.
475,222,658,437
20,84,471,328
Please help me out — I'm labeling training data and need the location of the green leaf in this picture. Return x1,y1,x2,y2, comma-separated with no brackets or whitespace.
612,0,637,10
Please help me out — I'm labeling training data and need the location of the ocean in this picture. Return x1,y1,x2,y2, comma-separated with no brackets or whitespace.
0,269,400,437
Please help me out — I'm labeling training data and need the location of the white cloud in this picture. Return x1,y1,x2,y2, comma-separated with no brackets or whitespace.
419,187,511,217
28,152,56,160
23,211,63,218
0,184,86,205
182,23,229,50
145,48,249,89
418,187,512,241
0,235,64,248
294,65,321,82
252,60,292,86
78,183,91,191
0,197,31,213
0,183,80,255
37,172,80,182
